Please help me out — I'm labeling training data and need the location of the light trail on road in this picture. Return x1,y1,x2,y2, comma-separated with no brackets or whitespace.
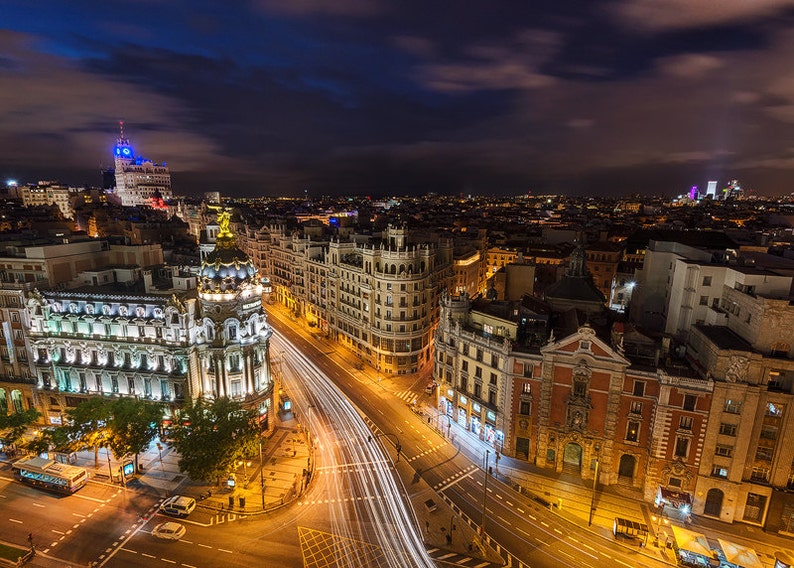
274,335,436,568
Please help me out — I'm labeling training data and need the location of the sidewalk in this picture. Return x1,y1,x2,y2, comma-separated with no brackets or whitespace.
59,411,312,516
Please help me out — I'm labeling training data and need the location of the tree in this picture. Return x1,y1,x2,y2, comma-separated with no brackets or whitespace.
170,397,260,483
66,398,112,466
23,426,73,457
105,398,162,472
0,408,41,451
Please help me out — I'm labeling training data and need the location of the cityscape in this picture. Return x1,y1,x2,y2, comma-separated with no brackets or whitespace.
7,3,794,568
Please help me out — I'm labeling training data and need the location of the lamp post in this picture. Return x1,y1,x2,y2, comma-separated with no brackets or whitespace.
588,443,600,526
480,450,490,537
651,514,670,547
259,439,266,510
237,460,251,488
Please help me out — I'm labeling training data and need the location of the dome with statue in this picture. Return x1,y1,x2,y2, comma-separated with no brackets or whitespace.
198,210,261,297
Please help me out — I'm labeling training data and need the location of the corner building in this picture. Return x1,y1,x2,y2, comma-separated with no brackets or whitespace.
26,213,274,431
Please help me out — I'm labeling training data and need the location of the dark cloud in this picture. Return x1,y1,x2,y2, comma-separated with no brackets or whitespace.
3,1,794,197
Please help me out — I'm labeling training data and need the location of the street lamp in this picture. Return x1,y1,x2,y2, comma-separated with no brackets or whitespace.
259,439,266,510
237,460,251,488
588,443,600,526
651,514,670,547
480,450,490,537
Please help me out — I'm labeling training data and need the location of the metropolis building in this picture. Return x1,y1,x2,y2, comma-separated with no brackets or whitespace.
112,122,173,207
26,212,275,432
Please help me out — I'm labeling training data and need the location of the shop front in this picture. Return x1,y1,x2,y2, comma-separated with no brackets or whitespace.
656,486,694,517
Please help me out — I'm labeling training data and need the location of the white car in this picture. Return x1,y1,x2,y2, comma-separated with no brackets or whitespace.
152,522,185,541
159,495,197,518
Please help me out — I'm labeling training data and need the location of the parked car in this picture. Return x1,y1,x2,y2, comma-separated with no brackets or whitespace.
152,522,185,541
159,495,196,518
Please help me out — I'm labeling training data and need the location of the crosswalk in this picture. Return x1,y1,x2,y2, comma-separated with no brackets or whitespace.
433,465,478,491
394,389,418,405
425,546,505,568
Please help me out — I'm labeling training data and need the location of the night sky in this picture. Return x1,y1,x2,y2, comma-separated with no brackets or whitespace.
4,1,794,198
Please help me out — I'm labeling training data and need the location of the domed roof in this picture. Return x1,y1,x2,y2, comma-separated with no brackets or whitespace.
198,210,260,296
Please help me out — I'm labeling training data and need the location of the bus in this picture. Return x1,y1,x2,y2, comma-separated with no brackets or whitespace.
11,456,88,494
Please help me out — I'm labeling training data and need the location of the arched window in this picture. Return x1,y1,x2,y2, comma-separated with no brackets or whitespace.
771,342,790,358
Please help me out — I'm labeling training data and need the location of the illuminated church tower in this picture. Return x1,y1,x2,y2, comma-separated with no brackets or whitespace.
113,121,173,207
194,210,275,432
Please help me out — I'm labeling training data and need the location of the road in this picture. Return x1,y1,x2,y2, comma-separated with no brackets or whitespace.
267,309,669,568
98,330,435,568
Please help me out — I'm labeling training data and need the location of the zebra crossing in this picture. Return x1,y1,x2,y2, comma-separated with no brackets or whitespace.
433,465,478,491
425,547,504,568
394,389,418,405
297,494,385,506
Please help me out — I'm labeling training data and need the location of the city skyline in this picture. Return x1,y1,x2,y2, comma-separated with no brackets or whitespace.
4,1,794,197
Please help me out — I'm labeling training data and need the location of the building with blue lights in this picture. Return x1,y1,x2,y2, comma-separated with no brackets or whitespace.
112,122,173,207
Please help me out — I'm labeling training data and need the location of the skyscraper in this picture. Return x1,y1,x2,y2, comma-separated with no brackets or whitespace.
112,122,173,207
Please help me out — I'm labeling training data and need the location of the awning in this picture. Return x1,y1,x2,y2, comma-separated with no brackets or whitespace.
658,486,693,508
672,525,712,557
717,539,763,568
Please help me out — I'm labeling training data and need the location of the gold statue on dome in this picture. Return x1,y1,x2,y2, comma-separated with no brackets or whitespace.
217,209,233,239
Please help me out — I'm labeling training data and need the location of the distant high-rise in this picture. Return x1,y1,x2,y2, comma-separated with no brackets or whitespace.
706,180,718,200
112,122,172,207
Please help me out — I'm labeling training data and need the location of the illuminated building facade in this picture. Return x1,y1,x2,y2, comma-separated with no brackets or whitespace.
27,288,197,426
0,286,37,418
113,122,173,207
25,212,274,431
195,211,274,431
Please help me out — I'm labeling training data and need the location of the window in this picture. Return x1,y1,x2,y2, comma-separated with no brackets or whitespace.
459,376,468,392
488,390,496,405
674,437,690,458
633,381,645,397
724,399,742,414
489,373,497,385
580,341,591,351
683,394,697,411
474,383,481,398
679,416,693,430
128,377,135,394
755,447,774,462
711,466,728,478
522,383,532,395
760,425,778,440
462,361,468,372
766,402,783,417
630,401,643,414
699,296,709,305
715,445,733,457
626,421,640,442
703,276,712,286
719,423,737,436
519,400,531,415
475,366,483,379
750,466,770,483
768,371,785,390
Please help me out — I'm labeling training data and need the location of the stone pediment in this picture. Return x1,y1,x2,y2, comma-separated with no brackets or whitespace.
541,325,630,367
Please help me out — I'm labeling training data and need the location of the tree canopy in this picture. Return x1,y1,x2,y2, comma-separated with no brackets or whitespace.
0,408,41,448
169,397,260,483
